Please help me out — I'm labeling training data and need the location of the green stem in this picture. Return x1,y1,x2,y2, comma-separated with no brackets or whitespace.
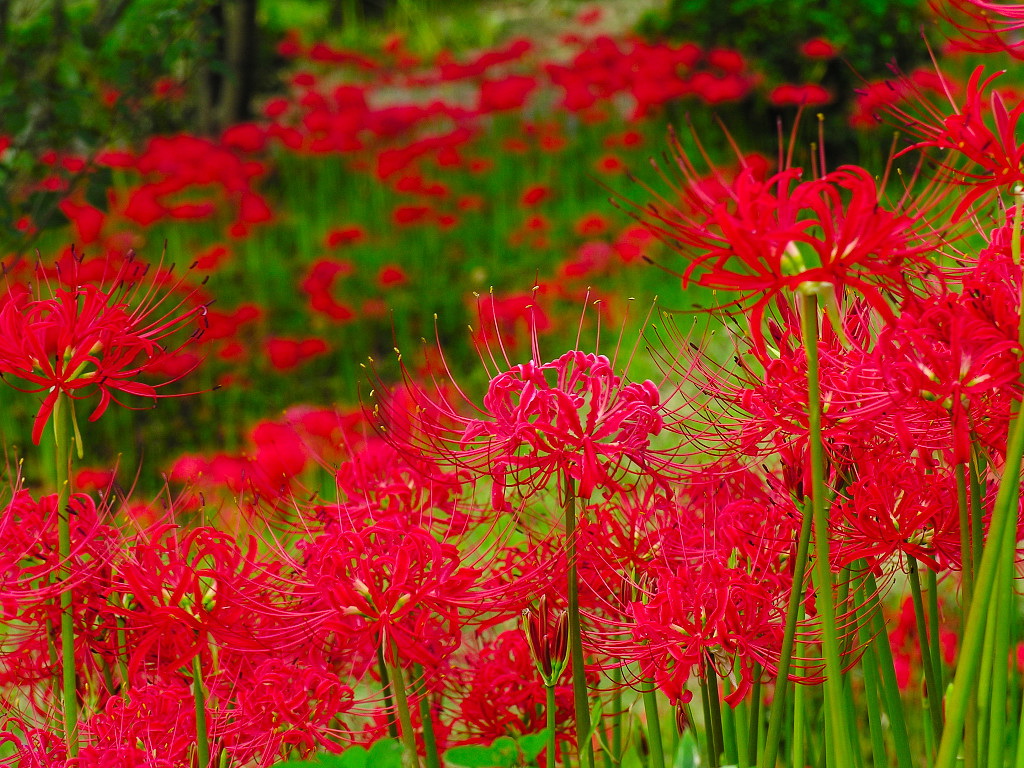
863,572,914,768
743,667,760,768
54,392,78,756
377,643,399,740
611,665,623,767
987,552,1013,768
955,460,973,617
546,684,558,768
799,291,852,768
908,556,943,744
386,644,421,768
192,654,211,768
926,568,942,695
792,669,806,768
857,616,888,768
704,658,725,767
563,475,595,768
934,357,1024,768
642,682,666,768
721,687,738,767
699,673,717,768
414,666,441,768
758,495,814,768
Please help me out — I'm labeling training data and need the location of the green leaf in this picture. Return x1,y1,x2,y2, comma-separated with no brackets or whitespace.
673,731,701,768
516,730,551,762
366,738,405,768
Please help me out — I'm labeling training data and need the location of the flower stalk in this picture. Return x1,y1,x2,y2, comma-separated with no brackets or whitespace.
54,391,78,756
563,474,595,768
799,289,853,768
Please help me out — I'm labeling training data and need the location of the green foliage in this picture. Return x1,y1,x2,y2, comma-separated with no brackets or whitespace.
445,730,550,767
273,733,551,768
639,0,928,78
274,738,404,768
637,0,932,160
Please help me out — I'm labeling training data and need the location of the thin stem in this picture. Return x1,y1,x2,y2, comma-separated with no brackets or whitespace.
987,552,1013,768
704,658,725,767
642,682,666,768
699,672,717,768
611,665,623,767
563,474,595,768
54,392,78,756
414,665,441,768
758,495,814,768
863,571,914,768
546,684,558,768
745,667,760,768
926,568,942,695
376,643,399,739
934,341,1024,768
792,669,806,768
955,460,973,616
799,291,852,768
192,654,211,768
908,556,943,744
387,643,421,768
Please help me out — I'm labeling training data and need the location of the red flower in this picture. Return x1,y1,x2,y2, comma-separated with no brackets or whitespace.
0,251,207,443
800,38,839,58
633,134,944,347
936,0,1024,57
265,337,329,371
886,65,1024,217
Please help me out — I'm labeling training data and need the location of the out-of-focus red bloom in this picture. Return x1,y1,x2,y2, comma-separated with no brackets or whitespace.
59,199,105,244
377,264,408,287
520,184,550,208
800,38,839,58
324,225,366,248
574,212,609,236
266,337,329,371
0,251,207,443
769,83,832,107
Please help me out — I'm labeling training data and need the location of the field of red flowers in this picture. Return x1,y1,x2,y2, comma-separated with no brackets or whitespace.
3,1,1024,766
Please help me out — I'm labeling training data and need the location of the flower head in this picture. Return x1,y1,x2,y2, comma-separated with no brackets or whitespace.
0,250,208,443
372,299,685,510
631,128,947,347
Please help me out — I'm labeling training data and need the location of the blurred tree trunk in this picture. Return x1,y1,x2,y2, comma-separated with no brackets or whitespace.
196,0,258,135
220,0,258,124
0,1,10,45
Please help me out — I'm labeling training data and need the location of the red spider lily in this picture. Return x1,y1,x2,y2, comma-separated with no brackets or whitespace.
935,0,1024,57
0,251,207,444
373,300,686,510
875,291,1021,463
624,556,788,706
217,659,353,765
447,630,574,745
295,522,483,667
632,120,951,338
831,458,961,571
325,435,469,534
0,489,124,699
885,65,1024,217
76,682,198,765
113,525,280,678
